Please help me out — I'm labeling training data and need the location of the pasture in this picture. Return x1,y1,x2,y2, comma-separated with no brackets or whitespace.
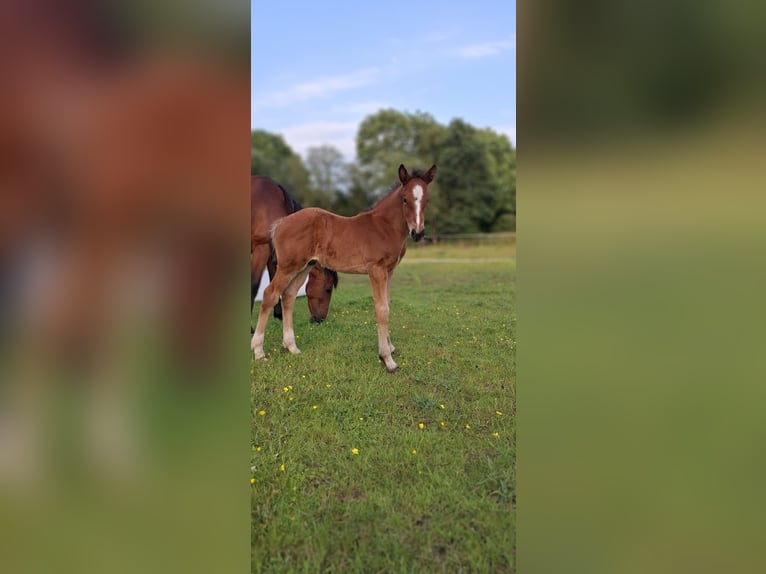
251,237,515,572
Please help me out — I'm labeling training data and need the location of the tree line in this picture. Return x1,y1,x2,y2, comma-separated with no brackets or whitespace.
252,109,515,234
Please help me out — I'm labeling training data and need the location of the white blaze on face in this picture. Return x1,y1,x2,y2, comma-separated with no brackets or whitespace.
412,184,424,231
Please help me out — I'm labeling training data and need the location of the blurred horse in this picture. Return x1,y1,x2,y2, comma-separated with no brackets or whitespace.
0,0,249,369
252,164,436,372
251,176,338,327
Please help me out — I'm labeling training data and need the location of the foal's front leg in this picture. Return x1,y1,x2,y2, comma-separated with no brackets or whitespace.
252,270,293,360
370,268,398,373
386,269,396,355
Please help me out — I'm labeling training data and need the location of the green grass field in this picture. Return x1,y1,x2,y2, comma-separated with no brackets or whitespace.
251,239,515,572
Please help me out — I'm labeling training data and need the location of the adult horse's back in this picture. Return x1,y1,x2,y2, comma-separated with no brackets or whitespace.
251,176,338,326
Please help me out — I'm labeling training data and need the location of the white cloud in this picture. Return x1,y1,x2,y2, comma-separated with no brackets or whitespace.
252,68,381,109
455,36,516,59
280,121,360,160
332,100,390,116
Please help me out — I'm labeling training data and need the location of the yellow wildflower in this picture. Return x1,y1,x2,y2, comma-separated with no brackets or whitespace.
312,405,318,410
279,463,285,472
465,424,471,430
411,449,417,455
493,432,500,438
258,410,266,416
418,423,424,429
351,448,359,455
440,421,445,427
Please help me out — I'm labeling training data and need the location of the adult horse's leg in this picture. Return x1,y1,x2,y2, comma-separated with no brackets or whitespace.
369,267,398,373
251,245,270,333
266,252,283,321
279,266,311,355
251,269,294,360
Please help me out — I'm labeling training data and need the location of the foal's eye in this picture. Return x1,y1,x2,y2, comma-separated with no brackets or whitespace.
325,288,332,294
402,198,408,204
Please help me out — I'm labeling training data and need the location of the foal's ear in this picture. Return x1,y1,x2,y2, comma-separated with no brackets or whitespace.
398,164,410,183
423,164,437,183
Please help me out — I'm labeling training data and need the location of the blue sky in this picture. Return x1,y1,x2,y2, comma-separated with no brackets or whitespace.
251,0,516,160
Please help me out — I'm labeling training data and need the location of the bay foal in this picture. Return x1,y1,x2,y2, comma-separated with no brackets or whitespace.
251,164,436,372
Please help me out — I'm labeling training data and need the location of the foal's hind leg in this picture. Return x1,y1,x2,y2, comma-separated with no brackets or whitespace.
280,267,311,355
252,269,294,360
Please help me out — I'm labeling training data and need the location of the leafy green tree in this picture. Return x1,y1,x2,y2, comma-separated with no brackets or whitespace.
356,109,442,197
331,164,376,216
250,130,310,200
428,120,515,233
478,127,516,228
304,145,348,210
354,110,514,234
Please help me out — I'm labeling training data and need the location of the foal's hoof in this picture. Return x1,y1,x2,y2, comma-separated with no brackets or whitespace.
283,344,301,355
379,355,400,373
252,345,266,360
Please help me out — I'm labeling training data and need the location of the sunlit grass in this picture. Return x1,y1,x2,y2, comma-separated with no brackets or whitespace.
404,232,516,260
251,241,515,572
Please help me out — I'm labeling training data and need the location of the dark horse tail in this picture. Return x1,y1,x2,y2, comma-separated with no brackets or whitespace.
269,183,303,266
270,183,303,323
277,182,303,214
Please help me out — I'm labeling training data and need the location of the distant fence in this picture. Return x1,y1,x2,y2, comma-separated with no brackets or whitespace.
415,232,516,246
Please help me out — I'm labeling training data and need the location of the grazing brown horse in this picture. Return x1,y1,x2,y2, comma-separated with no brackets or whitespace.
251,176,338,328
252,163,436,373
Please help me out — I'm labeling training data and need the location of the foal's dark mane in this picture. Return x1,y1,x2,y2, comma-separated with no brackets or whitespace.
366,167,431,212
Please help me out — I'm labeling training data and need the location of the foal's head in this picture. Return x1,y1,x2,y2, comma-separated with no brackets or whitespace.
398,164,437,242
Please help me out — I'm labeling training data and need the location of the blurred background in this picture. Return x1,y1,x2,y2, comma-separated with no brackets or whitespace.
0,1,249,572
520,1,766,573
3,0,766,571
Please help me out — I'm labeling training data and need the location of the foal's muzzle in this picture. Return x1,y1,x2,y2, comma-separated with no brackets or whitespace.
310,313,326,324
411,229,425,242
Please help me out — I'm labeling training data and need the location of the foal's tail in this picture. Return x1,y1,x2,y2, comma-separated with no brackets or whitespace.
268,219,282,262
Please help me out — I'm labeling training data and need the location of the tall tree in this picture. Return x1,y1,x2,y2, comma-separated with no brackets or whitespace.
431,120,515,233
304,145,348,210
331,164,376,216
250,130,310,200
356,109,439,197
